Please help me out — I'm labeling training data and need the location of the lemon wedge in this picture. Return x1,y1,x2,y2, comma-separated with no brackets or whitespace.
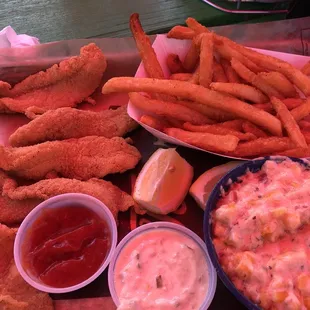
133,148,193,214
190,161,242,210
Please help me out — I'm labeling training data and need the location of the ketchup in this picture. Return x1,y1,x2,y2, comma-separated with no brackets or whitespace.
21,205,111,288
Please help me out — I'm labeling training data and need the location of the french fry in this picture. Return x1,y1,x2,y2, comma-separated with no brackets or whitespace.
219,119,244,131
167,25,195,40
186,17,209,35
102,77,282,136
214,39,262,73
290,98,310,122
210,82,268,104
183,122,256,141
282,98,304,110
231,58,283,99
177,100,234,122
213,60,228,83
271,97,307,148
129,92,214,125
277,147,310,158
221,59,241,83
301,130,310,144
183,39,199,72
130,13,164,79
242,121,269,138
226,137,295,158
140,115,169,131
165,117,184,128
301,60,310,75
188,64,200,84
252,103,274,114
170,73,192,81
258,72,298,98
199,33,214,87
299,120,310,130
166,53,186,74
164,127,239,152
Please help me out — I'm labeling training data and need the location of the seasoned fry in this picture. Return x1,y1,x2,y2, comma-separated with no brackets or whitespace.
183,122,256,141
199,33,214,87
214,39,262,73
301,60,310,75
130,13,164,79
242,121,269,138
167,53,186,74
129,92,213,124
183,40,199,72
231,58,283,98
226,137,295,158
221,59,240,83
258,72,298,98
170,73,192,81
102,77,282,136
167,25,195,40
140,115,170,131
212,60,228,83
252,103,274,114
290,98,310,121
271,97,307,148
177,100,234,122
210,82,268,104
278,147,310,158
164,127,239,152
185,17,209,35
219,119,244,131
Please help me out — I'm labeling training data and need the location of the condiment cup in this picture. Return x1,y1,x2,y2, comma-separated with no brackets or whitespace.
14,193,117,294
108,221,217,309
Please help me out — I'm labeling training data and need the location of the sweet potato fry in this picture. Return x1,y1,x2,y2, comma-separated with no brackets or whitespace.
166,53,186,74
252,103,274,114
183,40,199,72
231,58,283,98
186,17,209,35
219,119,244,131
199,33,214,87
213,60,228,83
301,60,310,75
129,92,213,125
140,115,170,131
102,77,282,136
242,121,269,138
130,13,164,79
210,82,268,104
290,98,310,122
226,137,295,158
177,100,234,122
170,73,192,81
167,25,195,40
301,130,310,144
188,65,200,84
183,122,256,141
282,98,304,110
221,59,240,83
277,147,310,158
299,120,310,130
271,97,307,148
165,117,184,128
258,72,298,98
164,127,239,152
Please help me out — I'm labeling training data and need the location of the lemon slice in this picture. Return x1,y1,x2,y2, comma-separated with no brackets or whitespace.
190,161,242,210
133,148,193,214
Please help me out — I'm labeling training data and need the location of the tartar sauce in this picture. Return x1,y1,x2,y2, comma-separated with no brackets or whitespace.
114,229,209,310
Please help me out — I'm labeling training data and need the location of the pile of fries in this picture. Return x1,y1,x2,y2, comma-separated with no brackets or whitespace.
102,14,310,159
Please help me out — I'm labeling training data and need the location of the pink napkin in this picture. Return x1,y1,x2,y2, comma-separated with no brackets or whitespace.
0,26,39,48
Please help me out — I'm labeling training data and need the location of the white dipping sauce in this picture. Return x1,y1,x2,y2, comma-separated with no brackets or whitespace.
114,229,209,310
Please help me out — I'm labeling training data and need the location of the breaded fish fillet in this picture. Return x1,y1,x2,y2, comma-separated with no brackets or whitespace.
0,171,41,225
0,224,54,310
9,105,138,147
0,43,107,115
3,177,135,219
0,136,141,180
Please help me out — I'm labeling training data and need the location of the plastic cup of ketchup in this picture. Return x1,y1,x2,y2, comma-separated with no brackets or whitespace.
14,193,117,293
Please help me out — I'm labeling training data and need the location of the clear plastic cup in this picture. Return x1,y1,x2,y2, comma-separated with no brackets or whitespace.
14,193,117,294
108,221,217,309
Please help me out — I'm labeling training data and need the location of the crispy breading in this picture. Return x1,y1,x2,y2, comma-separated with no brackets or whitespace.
0,136,141,180
9,105,138,147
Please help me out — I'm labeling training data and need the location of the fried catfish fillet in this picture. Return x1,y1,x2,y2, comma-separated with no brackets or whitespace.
9,105,138,146
0,136,141,180
0,224,54,310
3,177,134,219
0,171,41,225
0,43,107,115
